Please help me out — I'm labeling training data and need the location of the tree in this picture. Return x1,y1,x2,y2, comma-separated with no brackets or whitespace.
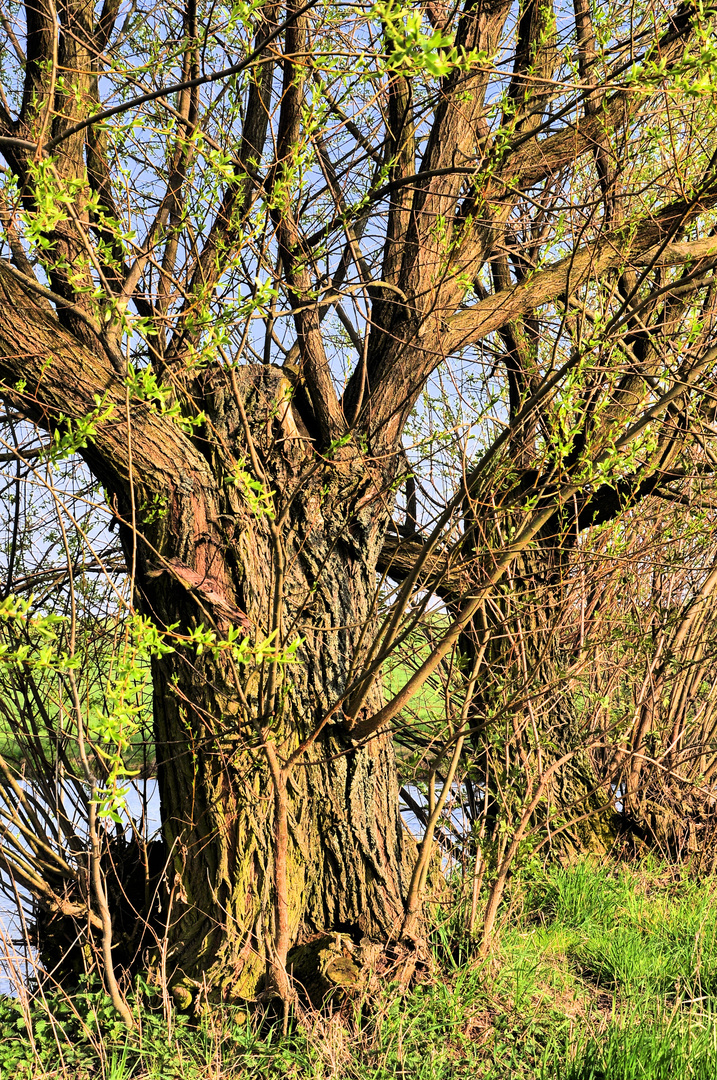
0,0,716,1012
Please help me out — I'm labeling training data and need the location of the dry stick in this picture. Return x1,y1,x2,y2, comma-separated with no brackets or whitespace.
467,794,488,938
625,552,717,796
1,881,39,1059
266,743,292,1003
263,526,286,721
401,734,464,942
669,649,714,763
67,672,134,1028
160,876,177,1037
479,749,580,956
0,753,75,874
125,380,138,605
6,873,30,991
224,649,294,1012
48,484,134,1027
226,381,294,1013
401,640,486,941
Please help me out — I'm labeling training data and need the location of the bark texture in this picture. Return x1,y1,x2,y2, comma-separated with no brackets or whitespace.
454,516,620,859
125,365,414,998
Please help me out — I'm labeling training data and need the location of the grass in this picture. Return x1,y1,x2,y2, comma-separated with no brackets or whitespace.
4,858,717,1078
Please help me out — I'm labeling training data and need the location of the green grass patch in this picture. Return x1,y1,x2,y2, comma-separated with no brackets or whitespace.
548,1004,717,1079
4,858,717,1077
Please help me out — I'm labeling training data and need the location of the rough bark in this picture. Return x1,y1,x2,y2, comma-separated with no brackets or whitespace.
138,367,413,999
0,0,712,999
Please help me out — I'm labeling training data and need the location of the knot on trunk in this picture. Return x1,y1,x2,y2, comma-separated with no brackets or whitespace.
287,933,378,1007
287,933,424,1008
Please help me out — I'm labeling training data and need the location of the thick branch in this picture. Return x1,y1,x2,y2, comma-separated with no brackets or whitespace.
0,262,217,513
354,196,717,443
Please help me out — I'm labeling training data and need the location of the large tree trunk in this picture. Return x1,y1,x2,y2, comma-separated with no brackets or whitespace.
124,365,413,1000
0,274,413,1002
